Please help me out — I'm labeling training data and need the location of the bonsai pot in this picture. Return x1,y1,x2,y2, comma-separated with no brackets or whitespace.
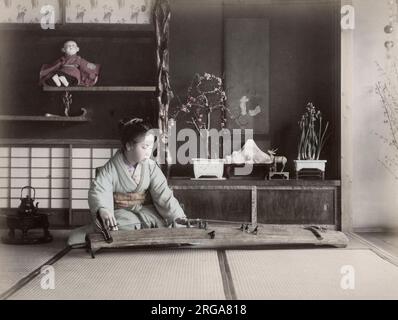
192,158,225,179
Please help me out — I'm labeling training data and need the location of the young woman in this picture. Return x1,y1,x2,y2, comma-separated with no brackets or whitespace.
67,118,187,246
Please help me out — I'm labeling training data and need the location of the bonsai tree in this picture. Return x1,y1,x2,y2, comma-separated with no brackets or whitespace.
297,102,329,160
170,72,228,158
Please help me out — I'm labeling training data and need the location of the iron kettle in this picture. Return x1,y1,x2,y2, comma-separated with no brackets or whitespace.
18,186,39,215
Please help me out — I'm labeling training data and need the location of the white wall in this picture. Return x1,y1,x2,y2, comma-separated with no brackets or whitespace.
351,0,398,230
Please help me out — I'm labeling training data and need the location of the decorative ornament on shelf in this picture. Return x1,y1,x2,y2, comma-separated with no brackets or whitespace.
39,40,100,88
223,139,286,180
267,148,289,180
225,139,273,165
40,40,99,118
294,102,329,180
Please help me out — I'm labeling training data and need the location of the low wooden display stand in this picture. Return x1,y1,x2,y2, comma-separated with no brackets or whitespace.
1,212,53,245
169,179,341,227
294,160,327,180
268,171,290,180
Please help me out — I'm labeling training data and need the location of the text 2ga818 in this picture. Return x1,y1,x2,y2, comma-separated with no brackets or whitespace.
195,304,247,315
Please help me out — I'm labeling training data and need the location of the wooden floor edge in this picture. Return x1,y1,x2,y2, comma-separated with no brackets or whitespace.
217,250,237,300
0,246,72,300
348,232,398,267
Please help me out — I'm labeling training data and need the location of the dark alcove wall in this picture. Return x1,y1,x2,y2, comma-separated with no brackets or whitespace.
0,28,157,139
169,0,340,179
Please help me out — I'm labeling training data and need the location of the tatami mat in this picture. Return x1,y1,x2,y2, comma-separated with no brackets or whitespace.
0,230,69,295
4,232,398,300
226,248,398,299
9,249,225,300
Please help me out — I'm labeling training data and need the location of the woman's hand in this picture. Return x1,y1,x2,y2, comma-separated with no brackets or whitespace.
99,208,118,231
174,217,188,225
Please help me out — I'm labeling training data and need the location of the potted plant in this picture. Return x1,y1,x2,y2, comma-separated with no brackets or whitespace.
294,102,329,178
170,72,228,178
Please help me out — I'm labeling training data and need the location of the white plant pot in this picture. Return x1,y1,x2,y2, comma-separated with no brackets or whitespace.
192,158,225,179
294,159,327,172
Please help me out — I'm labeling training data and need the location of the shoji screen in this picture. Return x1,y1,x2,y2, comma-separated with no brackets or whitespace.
0,145,118,210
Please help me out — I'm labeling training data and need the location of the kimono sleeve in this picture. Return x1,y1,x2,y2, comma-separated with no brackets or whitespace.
149,162,186,222
88,164,114,216
79,57,100,86
39,57,64,85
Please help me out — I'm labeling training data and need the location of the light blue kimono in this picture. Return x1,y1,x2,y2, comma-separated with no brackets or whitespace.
67,150,186,246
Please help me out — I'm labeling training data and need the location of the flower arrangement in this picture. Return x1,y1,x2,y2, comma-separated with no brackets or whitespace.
171,72,227,130
297,102,329,160
170,72,228,158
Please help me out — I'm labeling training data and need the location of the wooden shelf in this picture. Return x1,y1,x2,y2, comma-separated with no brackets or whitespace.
0,23,154,33
169,179,341,187
0,139,119,145
0,115,90,122
42,86,156,92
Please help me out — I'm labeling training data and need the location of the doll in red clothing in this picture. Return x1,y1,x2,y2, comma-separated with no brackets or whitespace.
39,40,100,87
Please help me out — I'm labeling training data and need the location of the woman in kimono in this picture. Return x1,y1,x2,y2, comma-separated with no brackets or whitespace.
67,118,187,246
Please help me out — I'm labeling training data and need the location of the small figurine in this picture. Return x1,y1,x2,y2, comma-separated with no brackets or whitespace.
267,148,290,180
39,40,100,87
267,149,287,172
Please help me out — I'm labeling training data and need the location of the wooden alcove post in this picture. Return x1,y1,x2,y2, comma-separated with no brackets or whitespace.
154,0,172,174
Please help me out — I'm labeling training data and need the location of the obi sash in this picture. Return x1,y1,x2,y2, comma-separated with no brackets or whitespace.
113,191,152,209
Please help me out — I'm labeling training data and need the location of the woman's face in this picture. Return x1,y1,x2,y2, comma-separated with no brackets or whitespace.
125,133,155,163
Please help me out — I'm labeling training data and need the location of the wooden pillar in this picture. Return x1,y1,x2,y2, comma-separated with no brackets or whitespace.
154,0,171,166
341,0,354,232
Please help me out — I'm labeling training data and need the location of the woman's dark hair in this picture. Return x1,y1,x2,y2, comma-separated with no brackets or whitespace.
118,118,152,151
